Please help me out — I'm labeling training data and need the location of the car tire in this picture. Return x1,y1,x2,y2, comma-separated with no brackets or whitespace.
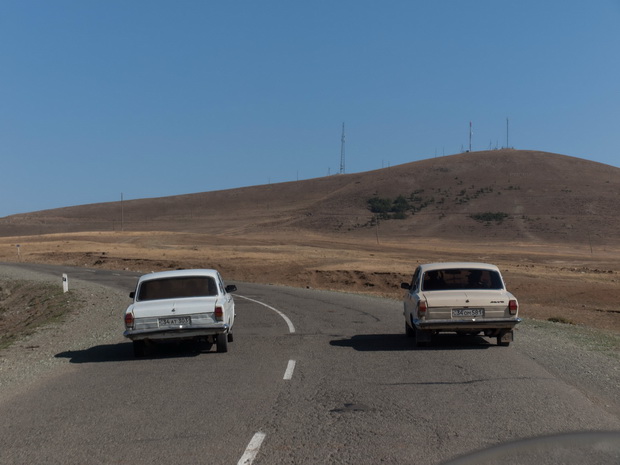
414,328,431,348
497,337,510,347
227,332,234,343
194,338,213,353
133,340,146,358
216,333,229,353
405,322,415,338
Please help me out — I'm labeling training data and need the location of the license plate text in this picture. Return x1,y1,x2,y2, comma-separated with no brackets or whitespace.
159,316,191,326
452,308,484,317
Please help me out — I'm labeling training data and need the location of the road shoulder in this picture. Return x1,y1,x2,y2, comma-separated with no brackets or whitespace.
0,265,128,403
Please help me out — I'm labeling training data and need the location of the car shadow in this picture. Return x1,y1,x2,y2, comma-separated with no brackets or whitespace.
55,343,135,363
330,333,494,351
55,341,207,363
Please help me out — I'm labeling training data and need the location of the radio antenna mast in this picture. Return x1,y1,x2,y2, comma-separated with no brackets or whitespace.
340,122,345,174
506,117,510,148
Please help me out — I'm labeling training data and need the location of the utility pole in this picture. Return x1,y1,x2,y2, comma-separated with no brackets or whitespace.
121,192,124,231
340,122,345,174
468,121,473,152
506,117,510,148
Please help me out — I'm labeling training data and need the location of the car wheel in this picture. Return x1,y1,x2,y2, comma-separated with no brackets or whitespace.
216,333,229,353
497,330,513,346
193,338,213,353
414,328,431,347
405,322,415,338
133,340,146,358
227,332,234,343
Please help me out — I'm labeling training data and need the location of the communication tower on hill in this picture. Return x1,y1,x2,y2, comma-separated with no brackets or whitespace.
506,117,510,148
340,122,345,174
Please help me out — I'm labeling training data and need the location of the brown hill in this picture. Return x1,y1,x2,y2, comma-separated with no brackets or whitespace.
1,150,619,334
2,149,619,246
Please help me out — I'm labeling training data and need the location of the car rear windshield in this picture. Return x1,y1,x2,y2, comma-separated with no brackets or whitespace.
137,276,218,301
422,268,503,291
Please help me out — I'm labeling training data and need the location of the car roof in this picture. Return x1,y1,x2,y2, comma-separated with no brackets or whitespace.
137,269,220,282
418,262,501,272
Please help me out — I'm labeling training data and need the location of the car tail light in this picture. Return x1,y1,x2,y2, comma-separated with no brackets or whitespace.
124,312,134,329
508,299,518,315
419,300,427,315
214,306,224,321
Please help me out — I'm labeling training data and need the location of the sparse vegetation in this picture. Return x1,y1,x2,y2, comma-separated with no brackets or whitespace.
367,184,503,221
0,280,78,349
367,192,435,220
470,212,510,224
548,316,575,325
391,195,409,213
367,196,392,215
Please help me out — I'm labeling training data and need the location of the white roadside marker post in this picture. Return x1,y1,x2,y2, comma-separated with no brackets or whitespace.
62,274,69,293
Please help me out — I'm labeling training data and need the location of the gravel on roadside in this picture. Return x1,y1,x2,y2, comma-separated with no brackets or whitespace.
0,265,129,402
516,319,620,417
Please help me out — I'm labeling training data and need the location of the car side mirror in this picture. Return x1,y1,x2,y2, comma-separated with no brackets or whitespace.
129,291,135,299
225,285,237,293
400,282,411,290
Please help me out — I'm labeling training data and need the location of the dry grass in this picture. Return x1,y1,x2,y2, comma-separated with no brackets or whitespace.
1,230,618,333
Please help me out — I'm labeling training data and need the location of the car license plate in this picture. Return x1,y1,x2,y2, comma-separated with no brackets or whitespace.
159,316,191,326
452,308,484,317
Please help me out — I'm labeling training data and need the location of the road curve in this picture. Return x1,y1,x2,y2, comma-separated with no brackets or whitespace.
0,263,618,464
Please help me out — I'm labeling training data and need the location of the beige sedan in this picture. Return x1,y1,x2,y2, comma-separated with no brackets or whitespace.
401,262,520,347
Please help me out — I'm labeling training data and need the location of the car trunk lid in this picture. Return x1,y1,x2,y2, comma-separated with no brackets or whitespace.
423,290,512,320
423,290,510,308
132,296,218,318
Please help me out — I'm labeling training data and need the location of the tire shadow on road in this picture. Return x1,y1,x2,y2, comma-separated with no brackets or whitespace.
54,341,205,363
330,333,494,351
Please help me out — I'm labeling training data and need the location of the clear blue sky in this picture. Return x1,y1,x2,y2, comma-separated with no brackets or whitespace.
1,0,619,217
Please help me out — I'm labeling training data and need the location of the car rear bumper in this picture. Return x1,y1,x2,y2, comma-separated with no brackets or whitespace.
124,323,230,341
414,318,521,331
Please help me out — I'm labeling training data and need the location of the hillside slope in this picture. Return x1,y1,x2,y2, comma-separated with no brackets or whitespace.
1,150,619,245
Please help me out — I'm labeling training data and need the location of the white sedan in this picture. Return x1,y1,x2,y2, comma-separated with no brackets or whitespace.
123,269,236,356
401,262,520,347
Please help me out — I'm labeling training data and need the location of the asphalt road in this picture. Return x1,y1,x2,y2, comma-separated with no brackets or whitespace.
0,264,619,464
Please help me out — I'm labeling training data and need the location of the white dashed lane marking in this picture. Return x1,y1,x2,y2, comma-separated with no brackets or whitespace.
283,360,296,380
236,294,296,333
235,295,296,463
237,432,266,465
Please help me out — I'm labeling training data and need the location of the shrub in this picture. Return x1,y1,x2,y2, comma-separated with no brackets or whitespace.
392,195,409,213
367,196,392,214
470,212,509,224
548,316,574,325
367,192,434,220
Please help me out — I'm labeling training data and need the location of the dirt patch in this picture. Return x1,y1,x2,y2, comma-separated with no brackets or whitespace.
0,280,80,349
